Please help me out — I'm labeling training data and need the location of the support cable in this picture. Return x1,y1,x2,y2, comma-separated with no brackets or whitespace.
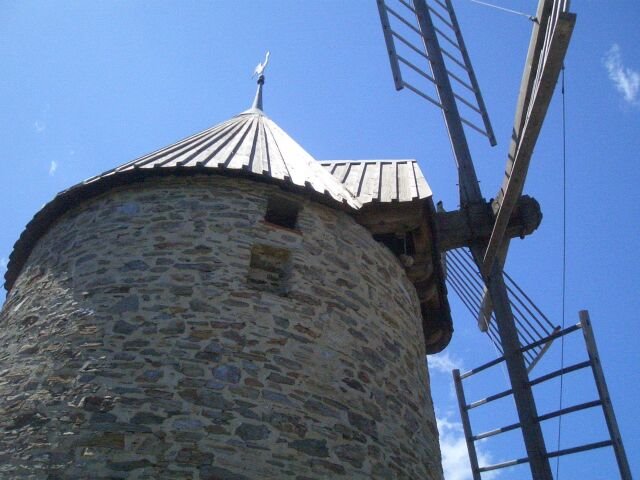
467,0,537,22
555,65,568,479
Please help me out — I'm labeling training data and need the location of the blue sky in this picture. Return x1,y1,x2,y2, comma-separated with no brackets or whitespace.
1,1,638,478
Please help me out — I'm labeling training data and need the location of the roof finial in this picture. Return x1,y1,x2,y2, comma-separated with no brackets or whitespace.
251,51,270,111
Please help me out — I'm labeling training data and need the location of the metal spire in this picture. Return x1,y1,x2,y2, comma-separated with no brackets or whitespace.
251,51,270,111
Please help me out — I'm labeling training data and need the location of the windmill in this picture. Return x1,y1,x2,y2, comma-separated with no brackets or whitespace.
375,0,631,478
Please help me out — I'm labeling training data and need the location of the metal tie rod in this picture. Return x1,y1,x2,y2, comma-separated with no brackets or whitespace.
385,5,422,36
402,81,443,109
473,420,521,441
526,326,560,374
391,30,431,61
398,0,417,14
433,0,448,12
467,387,513,410
479,456,530,473
454,92,484,115
474,399,604,442
537,399,602,423
459,354,505,379
528,360,591,387
521,322,581,353
426,4,455,30
397,54,437,84
460,116,493,138
445,68,476,94
546,440,613,459
434,26,463,52
440,45,471,72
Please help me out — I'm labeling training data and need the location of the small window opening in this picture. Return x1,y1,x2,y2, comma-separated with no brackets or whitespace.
264,196,300,230
373,232,416,257
247,244,292,295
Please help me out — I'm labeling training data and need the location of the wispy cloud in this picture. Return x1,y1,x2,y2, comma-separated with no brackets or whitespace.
604,44,640,107
0,257,7,274
49,160,58,176
34,120,46,133
429,350,463,374
438,415,500,480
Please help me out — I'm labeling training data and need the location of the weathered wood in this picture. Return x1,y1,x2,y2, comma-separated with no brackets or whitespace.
483,9,576,273
580,311,633,480
355,200,426,234
480,256,552,480
436,195,541,251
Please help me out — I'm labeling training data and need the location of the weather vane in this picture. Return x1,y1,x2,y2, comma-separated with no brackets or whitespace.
252,51,270,84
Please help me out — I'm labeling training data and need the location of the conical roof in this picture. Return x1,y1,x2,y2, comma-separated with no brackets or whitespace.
85,107,360,209
4,108,363,291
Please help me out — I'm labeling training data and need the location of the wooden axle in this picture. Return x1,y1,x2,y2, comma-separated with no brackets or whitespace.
435,195,542,252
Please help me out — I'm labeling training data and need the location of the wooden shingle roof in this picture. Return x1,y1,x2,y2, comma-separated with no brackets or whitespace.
321,160,432,204
83,108,361,209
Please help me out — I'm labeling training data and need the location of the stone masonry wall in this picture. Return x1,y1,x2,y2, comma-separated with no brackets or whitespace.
0,176,443,479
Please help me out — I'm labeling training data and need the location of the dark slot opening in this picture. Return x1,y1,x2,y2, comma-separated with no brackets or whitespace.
373,232,416,257
264,196,300,230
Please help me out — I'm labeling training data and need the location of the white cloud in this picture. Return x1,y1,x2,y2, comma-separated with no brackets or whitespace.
438,415,500,480
429,350,464,374
0,257,7,269
34,120,46,133
49,160,58,176
604,43,640,106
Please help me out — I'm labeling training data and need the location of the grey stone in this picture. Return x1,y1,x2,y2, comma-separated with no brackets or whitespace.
262,390,293,406
265,412,308,438
212,364,241,384
304,399,340,419
267,372,295,385
342,377,365,392
348,411,378,439
235,422,270,441
289,439,329,458
113,320,137,334
130,412,165,425
200,466,251,480
159,319,185,334
110,295,139,313
108,459,153,472
121,260,149,271
17,343,39,354
310,459,346,475
173,418,203,430
175,447,214,466
273,355,302,371
335,444,366,468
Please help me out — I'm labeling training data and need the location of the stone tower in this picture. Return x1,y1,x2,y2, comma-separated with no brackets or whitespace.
0,77,451,479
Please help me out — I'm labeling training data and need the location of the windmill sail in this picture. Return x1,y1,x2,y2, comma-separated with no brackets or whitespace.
377,0,496,147
377,1,578,478
483,0,576,273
